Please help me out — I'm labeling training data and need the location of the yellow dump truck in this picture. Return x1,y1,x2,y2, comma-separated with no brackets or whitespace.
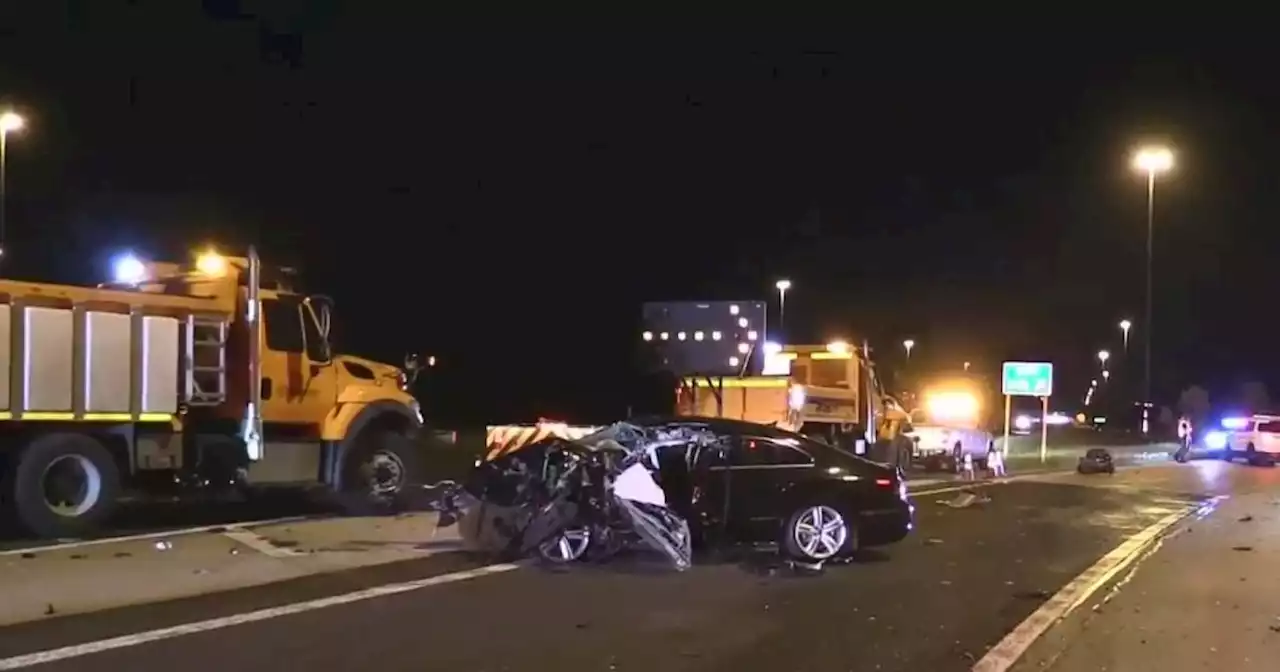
0,248,423,538
674,341,909,451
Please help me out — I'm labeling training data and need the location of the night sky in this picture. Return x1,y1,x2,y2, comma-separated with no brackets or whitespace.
1,11,1275,425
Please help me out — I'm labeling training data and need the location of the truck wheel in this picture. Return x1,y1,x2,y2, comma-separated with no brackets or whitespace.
4,433,121,539
340,430,422,511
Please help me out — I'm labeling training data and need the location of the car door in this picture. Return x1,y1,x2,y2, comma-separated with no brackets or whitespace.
703,434,816,541
259,295,338,429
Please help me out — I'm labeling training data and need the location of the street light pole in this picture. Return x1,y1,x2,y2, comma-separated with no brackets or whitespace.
1132,146,1173,435
774,279,791,336
1144,169,1154,433
1119,319,1131,352
0,111,24,258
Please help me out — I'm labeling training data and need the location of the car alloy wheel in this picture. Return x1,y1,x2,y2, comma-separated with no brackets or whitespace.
538,527,592,563
791,505,849,561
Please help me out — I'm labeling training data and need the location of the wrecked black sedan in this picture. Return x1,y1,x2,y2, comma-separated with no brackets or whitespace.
442,416,913,568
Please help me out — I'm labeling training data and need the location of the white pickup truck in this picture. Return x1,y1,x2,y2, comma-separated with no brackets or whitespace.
905,411,995,471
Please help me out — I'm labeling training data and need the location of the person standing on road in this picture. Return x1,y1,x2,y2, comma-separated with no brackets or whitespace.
987,443,1005,479
1175,416,1193,462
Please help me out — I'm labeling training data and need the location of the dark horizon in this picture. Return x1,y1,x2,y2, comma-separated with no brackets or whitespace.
1,16,1276,424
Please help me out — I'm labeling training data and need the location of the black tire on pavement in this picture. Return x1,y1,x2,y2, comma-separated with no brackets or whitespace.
781,502,858,562
338,429,423,514
3,433,122,538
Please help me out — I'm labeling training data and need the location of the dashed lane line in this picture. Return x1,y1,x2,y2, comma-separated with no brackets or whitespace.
219,528,306,558
0,516,322,557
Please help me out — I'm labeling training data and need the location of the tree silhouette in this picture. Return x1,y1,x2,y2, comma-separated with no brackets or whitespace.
1237,380,1270,413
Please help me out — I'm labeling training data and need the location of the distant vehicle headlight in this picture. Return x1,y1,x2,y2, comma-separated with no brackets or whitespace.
1204,430,1227,450
1014,415,1032,431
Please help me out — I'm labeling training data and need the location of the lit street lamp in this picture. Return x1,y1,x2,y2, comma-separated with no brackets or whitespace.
1097,349,1110,369
775,279,792,336
1132,145,1174,434
0,110,25,258
1119,319,1132,351
903,339,915,359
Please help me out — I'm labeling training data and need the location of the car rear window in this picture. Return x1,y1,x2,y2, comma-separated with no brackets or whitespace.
1257,421,1280,433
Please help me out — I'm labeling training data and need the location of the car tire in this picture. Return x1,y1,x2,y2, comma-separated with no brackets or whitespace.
4,433,122,539
782,503,856,562
537,526,593,564
1246,444,1259,467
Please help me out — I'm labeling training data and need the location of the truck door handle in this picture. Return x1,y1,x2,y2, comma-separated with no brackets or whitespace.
261,378,273,400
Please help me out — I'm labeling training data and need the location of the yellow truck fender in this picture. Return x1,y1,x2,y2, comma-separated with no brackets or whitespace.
322,400,423,489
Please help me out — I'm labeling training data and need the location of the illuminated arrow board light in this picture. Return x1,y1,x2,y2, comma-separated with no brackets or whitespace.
1001,361,1054,397
640,300,767,377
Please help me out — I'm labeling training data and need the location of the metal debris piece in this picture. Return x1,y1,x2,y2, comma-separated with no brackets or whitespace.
925,537,944,545
154,540,173,551
939,489,991,508
786,559,825,575
1238,515,1254,522
1232,546,1254,552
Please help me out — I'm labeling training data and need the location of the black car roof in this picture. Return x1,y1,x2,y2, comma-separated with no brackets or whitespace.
625,415,893,474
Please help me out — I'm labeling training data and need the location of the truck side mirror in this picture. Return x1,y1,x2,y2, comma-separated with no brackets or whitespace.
404,353,434,386
306,296,333,339
301,301,332,364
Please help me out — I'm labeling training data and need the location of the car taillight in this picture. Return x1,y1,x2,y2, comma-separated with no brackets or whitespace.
875,477,908,501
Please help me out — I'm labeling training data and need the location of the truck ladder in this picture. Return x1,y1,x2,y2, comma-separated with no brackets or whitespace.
184,315,228,406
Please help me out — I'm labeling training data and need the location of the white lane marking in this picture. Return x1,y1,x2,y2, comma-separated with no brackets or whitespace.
970,502,1200,672
0,516,321,557
220,529,304,558
909,461,1176,498
0,562,523,670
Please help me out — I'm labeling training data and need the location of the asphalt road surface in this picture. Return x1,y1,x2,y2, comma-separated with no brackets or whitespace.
0,434,1170,554
4,451,1267,672
1012,459,1280,672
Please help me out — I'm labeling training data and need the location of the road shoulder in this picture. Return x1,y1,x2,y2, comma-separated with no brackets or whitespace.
1011,489,1280,672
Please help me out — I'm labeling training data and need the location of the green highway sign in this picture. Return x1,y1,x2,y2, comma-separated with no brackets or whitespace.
1002,361,1054,397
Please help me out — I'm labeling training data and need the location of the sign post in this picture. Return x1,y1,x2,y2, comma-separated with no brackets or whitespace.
1001,361,1055,464
1040,395,1049,464
1002,393,1012,458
